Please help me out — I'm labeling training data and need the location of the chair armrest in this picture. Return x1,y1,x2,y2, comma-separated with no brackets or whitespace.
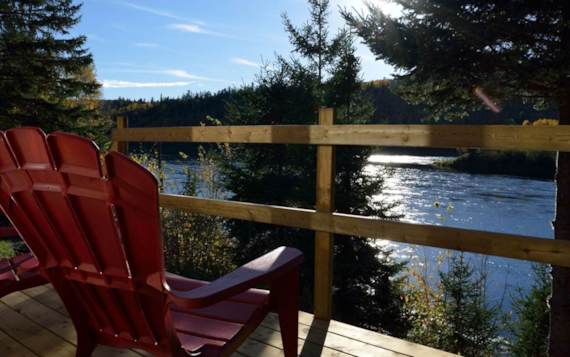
165,246,303,309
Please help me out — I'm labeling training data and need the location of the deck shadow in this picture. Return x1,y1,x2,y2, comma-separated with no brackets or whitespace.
300,318,330,356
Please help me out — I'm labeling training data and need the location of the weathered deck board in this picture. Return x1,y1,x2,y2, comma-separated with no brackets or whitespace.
0,285,456,356
0,328,36,357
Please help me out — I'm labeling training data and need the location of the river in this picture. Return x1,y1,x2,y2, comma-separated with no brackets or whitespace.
162,153,556,313
366,154,555,312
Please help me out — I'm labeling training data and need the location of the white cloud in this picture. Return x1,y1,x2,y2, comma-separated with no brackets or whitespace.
101,80,193,88
169,23,238,40
121,1,184,20
99,67,236,86
163,69,202,80
133,42,159,48
120,1,207,25
163,69,236,84
102,67,207,80
231,57,260,68
170,23,205,34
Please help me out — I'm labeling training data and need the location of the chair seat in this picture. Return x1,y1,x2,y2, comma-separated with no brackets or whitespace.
166,273,270,355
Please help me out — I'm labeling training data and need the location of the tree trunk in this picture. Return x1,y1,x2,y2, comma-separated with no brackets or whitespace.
550,91,570,357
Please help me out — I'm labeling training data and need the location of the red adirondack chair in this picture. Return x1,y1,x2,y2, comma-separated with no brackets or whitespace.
0,128,303,356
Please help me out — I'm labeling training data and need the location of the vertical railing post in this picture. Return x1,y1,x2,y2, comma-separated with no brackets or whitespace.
110,116,128,154
314,107,335,320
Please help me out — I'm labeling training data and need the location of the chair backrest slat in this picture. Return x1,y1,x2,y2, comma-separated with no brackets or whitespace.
29,191,79,267
130,291,161,344
69,281,106,331
61,194,105,273
0,128,169,349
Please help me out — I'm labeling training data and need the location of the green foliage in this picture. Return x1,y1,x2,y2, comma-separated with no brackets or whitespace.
102,82,558,133
217,0,409,336
345,5,565,348
403,255,451,349
325,29,363,117
131,149,236,281
110,90,239,128
507,264,550,357
0,0,103,133
439,254,498,355
343,1,569,118
0,240,15,259
282,0,341,96
404,253,499,356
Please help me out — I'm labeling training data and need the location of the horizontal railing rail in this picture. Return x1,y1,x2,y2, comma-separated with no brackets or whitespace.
110,110,568,320
161,194,570,267
112,124,570,151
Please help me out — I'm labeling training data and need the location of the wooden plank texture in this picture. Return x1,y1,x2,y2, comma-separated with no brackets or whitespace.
110,116,128,154
0,301,77,357
260,314,405,357
262,311,456,357
314,108,335,320
112,124,570,151
0,286,456,356
4,288,146,357
247,325,354,356
0,329,36,357
160,194,570,267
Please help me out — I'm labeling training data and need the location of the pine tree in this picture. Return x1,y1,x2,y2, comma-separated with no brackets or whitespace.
344,2,570,354
0,0,100,132
508,264,551,357
343,1,569,119
326,29,361,117
282,0,340,98
439,254,498,356
219,0,409,336
403,254,499,356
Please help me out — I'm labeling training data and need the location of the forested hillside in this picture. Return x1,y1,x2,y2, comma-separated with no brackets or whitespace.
101,80,558,128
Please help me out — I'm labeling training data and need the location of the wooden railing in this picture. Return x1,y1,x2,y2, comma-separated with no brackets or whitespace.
111,108,570,321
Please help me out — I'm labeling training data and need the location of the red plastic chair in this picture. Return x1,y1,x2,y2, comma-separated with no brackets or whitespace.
0,128,303,356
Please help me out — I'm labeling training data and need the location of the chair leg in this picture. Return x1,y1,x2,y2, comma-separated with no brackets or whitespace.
273,268,300,357
75,329,96,357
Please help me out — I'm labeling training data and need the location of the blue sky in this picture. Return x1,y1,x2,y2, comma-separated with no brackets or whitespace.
75,0,401,99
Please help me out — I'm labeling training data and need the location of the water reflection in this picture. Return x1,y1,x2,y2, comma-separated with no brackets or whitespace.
366,154,555,311
162,153,556,312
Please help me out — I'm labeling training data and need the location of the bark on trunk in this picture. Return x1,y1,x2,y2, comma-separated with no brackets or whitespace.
550,92,570,357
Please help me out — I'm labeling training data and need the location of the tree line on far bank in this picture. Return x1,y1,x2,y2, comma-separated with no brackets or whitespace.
101,80,558,129
101,81,559,180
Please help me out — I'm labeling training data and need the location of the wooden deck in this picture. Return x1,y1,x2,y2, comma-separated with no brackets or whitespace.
0,285,455,357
